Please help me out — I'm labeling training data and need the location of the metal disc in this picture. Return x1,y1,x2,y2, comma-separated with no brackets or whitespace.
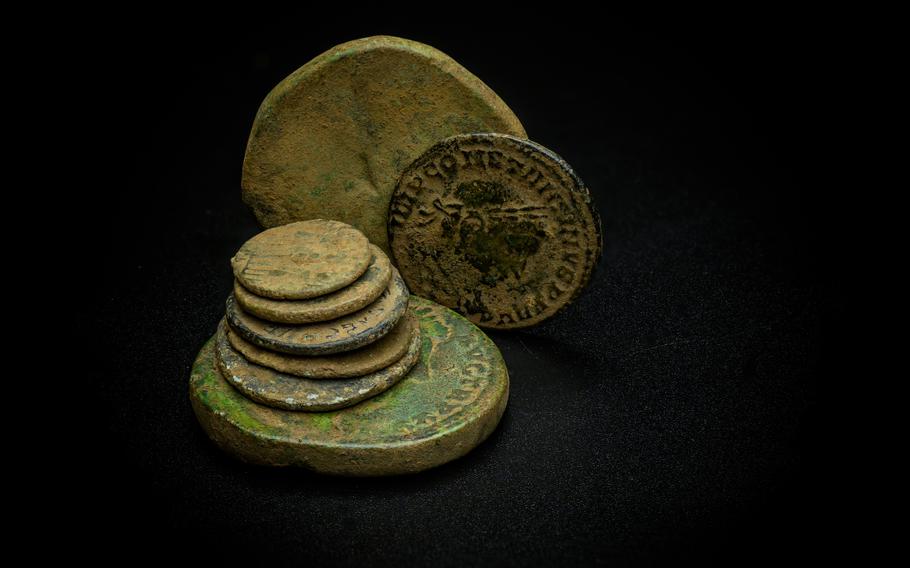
389,133,602,329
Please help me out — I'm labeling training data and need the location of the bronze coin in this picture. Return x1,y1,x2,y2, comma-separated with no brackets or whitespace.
232,244,393,324
226,312,416,379
231,219,371,300
190,296,509,476
241,35,526,254
214,320,421,412
225,269,409,355
389,133,602,329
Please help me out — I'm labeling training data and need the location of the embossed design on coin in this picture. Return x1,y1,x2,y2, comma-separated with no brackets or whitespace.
226,269,409,355
227,312,416,379
233,244,393,324
388,133,602,329
231,219,371,300
241,35,526,253
189,296,509,476
215,320,420,411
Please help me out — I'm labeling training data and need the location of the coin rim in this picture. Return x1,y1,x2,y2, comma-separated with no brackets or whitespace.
226,269,410,355
233,244,393,324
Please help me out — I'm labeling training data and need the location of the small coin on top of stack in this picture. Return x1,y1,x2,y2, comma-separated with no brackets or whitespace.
216,218,418,411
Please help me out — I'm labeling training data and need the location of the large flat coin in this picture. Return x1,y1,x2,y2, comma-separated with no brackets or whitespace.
225,269,409,355
241,35,526,254
214,320,420,411
227,312,416,379
231,219,371,300
190,296,509,476
389,133,602,329
233,244,393,324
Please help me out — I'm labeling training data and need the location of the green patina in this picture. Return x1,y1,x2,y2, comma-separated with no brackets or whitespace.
188,296,509,475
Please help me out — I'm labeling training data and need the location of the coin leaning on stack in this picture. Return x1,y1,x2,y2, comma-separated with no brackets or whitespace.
217,219,419,412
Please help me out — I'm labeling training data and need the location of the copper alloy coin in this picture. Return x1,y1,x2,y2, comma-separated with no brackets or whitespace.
231,219,371,300
214,320,421,412
233,244,393,324
226,312,417,379
388,133,602,329
225,269,409,355
190,296,509,475
241,35,526,254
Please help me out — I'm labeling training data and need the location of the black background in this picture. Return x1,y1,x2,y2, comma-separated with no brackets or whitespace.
77,13,840,565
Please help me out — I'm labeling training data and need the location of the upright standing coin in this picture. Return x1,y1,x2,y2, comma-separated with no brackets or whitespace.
226,269,410,355
190,296,509,476
215,320,421,412
388,133,602,329
231,219,371,300
242,35,526,253
233,244,393,324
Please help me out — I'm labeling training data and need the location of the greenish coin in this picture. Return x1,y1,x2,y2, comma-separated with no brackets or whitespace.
190,296,509,476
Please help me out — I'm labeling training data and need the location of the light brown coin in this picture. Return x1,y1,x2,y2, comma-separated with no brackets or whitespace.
231,219,371,300
214,319,421,412
241,35,526,254
232,244,393,324
389,133,603,329
226,312,416,379
225,269,409,355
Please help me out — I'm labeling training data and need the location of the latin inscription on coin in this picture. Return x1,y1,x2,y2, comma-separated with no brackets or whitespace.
231,219,371,300
388,133,602,329
226,269,409,355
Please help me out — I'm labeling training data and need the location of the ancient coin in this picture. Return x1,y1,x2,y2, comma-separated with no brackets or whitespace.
233,244,393,324
388,133,603,329
241,35,526,254
226,269,409,355
214,319,420,412
231,219,371,300
190,296,509,476
226,312,416,379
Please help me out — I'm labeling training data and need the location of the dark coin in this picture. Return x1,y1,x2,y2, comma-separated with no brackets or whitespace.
241,35,526,254
233,244,393,324
226,269,409,355
214,319,420,412
190,296,509,476
231,219,371,300
226,312,416,379
389,133,602,329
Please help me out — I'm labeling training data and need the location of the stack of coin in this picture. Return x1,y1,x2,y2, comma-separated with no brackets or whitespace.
215,219,418,412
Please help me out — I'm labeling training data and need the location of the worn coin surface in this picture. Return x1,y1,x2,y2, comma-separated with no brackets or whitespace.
231,219,371,300
214,320,420,412
226,269,409,355
389,133,602,329
190,296,509,475
233,244,393,324
241,35,526,254
227,312,416,379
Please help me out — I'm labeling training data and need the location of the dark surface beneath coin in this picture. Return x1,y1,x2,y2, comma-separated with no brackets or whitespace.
79,21,836,567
